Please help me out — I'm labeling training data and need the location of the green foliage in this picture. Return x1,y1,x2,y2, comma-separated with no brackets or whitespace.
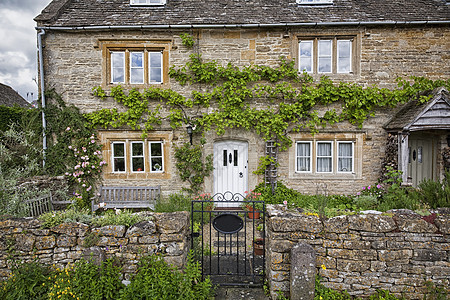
174,142,214,194
0,105,31,132
154,192,192,213
39,207,151,228
119,253,213,300
48,259,124,300
90,53,450,151
315,275,352,300
0,260,52,300
413,171,450,209
254,155,279,175
91,209,145,227
424,279,448,300
180,33,195,48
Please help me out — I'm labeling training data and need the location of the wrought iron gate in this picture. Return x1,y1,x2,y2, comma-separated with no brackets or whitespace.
191,192,265,286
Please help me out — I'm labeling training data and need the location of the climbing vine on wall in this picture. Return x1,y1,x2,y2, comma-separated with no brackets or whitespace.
88,54,449,150
86,33,450,190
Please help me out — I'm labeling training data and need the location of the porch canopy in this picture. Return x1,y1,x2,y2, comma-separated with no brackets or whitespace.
384,87,450,183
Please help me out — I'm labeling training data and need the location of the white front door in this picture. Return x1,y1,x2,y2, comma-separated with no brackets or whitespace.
213,140,248,206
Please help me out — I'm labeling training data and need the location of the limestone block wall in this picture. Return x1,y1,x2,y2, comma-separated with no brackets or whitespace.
266,205,450,299
0,211,189,280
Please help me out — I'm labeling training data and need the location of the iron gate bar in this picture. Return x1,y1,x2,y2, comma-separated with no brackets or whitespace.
191,192,265,286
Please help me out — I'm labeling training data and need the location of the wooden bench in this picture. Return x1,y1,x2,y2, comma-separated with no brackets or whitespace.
25,193,53,217
91,186,161,212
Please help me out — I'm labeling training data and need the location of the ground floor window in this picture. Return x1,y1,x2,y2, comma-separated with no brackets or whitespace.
111,140,164,174
295,140,355,174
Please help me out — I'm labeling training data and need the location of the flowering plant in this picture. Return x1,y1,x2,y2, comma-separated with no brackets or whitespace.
193,193,214,210
64,130,106,208
355,183,384,199
241,190,263,211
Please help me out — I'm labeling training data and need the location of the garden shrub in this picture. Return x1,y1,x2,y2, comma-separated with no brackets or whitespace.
119,253,213,300
414,171,450,209
48,259,124,300
0,260,52,300
154,192,192,213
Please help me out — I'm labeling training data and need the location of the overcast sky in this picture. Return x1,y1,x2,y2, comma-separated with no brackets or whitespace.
0,0,52,102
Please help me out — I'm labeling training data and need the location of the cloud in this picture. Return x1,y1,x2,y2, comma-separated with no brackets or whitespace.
0,0,51,101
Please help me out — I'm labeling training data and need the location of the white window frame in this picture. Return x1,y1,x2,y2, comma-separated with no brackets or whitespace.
111,51,125,84
149,141,164,173
299,41,314,73
112,142,127,173
295,141,312,173
130,52,145,84
316,141,333,173
130,0,167,6
149,51,163,84
131,141,145,173
337,141,354,173
337,40,352,74
318,40,332,74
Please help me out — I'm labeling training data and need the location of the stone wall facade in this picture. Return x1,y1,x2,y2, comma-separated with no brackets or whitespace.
266,205,450,299
0,211,189,280
40,25,450,195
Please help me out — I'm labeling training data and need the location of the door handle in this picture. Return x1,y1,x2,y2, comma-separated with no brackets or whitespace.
239,172,243,178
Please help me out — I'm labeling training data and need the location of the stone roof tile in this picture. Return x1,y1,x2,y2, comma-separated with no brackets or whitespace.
35,0,450,27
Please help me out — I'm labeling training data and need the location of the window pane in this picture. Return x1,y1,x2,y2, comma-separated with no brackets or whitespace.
114,158,126,172
132,142,144,156
337,40,352,73
338,142,353,172
112,142,125,172
318,40,332,73
149,52,162,83
151,158,163,171
130,52,144,84
317,142,332,172
132,158,144,172
299,41,313,73
296,142,311,172
150,142,162,156
113,143,125,157
111,52,125,83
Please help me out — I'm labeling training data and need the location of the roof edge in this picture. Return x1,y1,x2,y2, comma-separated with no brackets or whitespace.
35,20,450,31
34,0,72,23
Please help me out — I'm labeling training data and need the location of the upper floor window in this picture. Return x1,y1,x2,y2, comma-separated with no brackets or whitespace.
297,0,332,4
298,37,353,74
130,0,166,5
110,50,163,85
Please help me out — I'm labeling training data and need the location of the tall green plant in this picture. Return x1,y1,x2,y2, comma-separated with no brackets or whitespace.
174,142,213,194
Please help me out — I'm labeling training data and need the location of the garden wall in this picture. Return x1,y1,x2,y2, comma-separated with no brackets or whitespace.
266,205,450,299
0,211,189,280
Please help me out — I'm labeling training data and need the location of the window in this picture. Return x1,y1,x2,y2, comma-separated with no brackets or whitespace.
298,37,354,74
296,142,312,172
295,140,355,174
337,142,353,173
297,0,332,4
110,50,163,85
149,142,164,172
130,0,167,5
317,142,332,173
112,142,126,172
131,142,145,172
110,140,165,174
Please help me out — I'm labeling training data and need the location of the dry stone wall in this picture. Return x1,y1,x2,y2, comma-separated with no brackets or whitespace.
0,211,189,280
266,205,450,299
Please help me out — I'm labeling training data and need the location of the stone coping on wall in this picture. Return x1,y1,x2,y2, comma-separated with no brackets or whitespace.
0,211,190,280
266,205,450,299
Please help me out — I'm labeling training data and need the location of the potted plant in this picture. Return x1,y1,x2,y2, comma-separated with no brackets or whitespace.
253,238,264,256
241,190,263,219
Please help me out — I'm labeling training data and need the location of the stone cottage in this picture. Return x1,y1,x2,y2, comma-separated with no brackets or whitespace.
34,0,450,198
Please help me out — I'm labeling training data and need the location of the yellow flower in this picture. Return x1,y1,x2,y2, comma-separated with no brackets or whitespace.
321,264,326,270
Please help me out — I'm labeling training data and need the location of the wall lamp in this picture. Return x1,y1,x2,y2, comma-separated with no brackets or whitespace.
186,124,193,145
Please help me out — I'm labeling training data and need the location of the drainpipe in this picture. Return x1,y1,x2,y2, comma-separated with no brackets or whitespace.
37,29,47,168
